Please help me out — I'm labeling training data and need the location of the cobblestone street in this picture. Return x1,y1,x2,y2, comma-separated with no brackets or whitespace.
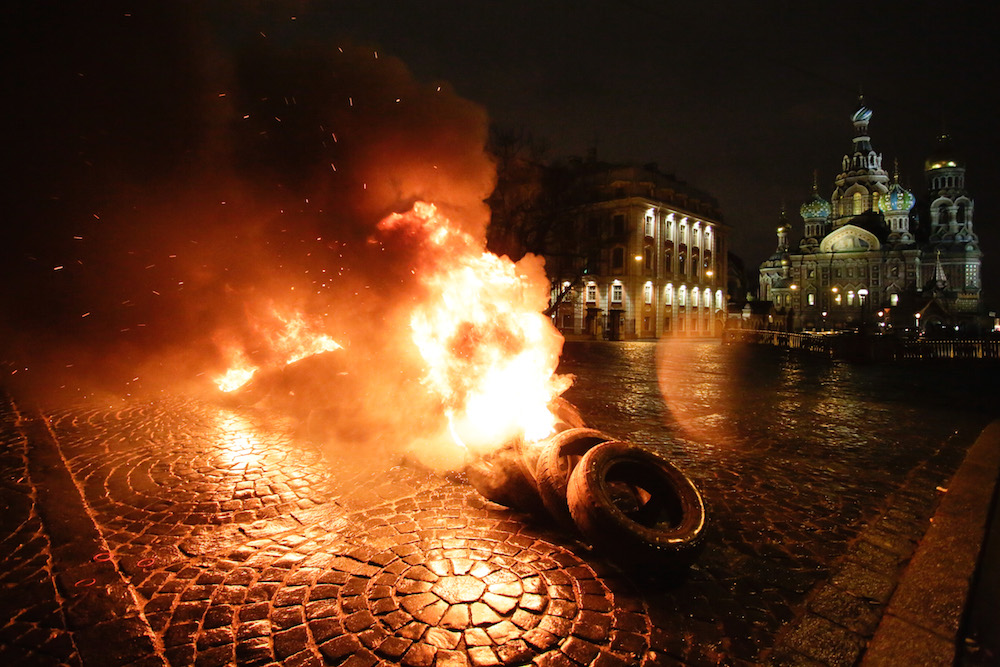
1,342,998,666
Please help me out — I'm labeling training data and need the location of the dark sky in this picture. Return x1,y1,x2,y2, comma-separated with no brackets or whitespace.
5,0,1000,352
292,0,1000,297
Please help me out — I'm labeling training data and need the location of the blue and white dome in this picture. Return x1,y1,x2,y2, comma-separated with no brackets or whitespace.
800,193,832,220
880,182,916,213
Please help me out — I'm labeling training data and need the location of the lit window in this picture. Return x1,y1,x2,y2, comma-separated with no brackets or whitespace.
704,288,711,307
890,293,899,306
847,291,855,306
679,285,687,306
586,283,597,303
715,290,723,309
853,192,863,215
645,215,654,237
665,284,673,305
611,284,623,303
835,294,842,306
643,282,653,304
807,293,815,306
692,288,699,307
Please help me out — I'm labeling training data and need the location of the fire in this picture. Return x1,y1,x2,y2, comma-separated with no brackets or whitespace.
214,309,341,392
380,202,571,453
211,201,570,461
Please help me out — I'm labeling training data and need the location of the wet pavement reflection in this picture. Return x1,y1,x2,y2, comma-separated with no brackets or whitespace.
1,339,997,666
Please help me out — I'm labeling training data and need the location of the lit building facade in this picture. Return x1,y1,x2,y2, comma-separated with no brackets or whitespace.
760,103,983,333
547,164,729,339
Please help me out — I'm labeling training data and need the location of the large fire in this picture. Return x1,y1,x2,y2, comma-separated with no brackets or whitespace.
213,201,570,459
380,202,571,452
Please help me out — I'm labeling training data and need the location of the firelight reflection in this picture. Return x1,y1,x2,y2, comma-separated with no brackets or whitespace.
213,412,265,469
559,339,997,470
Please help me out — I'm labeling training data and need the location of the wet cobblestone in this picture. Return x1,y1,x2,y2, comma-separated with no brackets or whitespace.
2,340,997,665
0,396,80,666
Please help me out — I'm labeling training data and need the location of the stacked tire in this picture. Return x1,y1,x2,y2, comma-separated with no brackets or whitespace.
466,413,707,570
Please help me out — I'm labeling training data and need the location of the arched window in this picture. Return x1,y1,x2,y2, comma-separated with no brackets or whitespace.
939,204,950,226
853,192,864,215
665,283,673,305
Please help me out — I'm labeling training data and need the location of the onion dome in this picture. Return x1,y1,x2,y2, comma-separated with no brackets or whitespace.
800,172,831,220
924,133,964,172
881,181,916,213
852,106,873,124
800,192,831,220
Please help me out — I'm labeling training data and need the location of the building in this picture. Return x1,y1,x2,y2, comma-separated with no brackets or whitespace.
545,162,729,339
759,103,984,334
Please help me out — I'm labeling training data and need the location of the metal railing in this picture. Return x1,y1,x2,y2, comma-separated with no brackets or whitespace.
723,329,1000,361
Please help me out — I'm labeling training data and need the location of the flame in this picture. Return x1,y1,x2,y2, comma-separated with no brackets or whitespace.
380,202,571,453
214,308,341,392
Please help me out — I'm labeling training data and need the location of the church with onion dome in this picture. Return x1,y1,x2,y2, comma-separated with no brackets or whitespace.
759,101,984,334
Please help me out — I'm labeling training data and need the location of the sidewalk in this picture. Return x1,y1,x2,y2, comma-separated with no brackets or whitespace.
1,392,998,666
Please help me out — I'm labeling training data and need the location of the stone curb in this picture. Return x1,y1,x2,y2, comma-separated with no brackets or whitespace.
861,418,1000,664
19,407,166,666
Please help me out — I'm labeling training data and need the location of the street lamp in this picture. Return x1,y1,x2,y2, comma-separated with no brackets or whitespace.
858,288,869,332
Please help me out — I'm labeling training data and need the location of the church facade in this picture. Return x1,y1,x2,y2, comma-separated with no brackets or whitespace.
759,104,983,335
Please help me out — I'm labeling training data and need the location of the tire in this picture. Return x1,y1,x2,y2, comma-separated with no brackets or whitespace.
466,440,546,515
567,441,706,568
548,396,586,432
535,428,612,527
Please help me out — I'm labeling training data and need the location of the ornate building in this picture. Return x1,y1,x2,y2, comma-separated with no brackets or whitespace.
760,103,983,334
546,162,729,339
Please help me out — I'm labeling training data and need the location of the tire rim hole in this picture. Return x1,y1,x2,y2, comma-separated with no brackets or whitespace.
606,465,685,530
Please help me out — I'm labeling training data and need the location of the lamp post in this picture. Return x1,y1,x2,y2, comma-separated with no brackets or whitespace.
858,288,869,332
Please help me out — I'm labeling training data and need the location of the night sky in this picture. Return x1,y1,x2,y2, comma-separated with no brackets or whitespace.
317,0,1000,294
4,1,1000,390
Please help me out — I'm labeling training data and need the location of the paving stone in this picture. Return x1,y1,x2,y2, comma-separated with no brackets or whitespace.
2,386,990,667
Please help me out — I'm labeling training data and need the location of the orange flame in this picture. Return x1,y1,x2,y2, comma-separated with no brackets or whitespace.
214,309,341,392
380,202,571,453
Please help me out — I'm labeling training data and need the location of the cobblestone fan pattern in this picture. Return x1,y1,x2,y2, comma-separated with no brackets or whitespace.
140,490,652,667
2,380,988,666
0,397,80,665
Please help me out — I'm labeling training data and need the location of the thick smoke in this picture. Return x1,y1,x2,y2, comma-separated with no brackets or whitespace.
2,7,523,467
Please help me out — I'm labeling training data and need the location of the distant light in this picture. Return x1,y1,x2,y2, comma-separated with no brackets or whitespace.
634,255,643,261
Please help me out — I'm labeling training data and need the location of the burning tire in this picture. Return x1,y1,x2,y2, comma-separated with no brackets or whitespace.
548,396,586,432
535,428,612,527
567,441,706,568
465,440,546,515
